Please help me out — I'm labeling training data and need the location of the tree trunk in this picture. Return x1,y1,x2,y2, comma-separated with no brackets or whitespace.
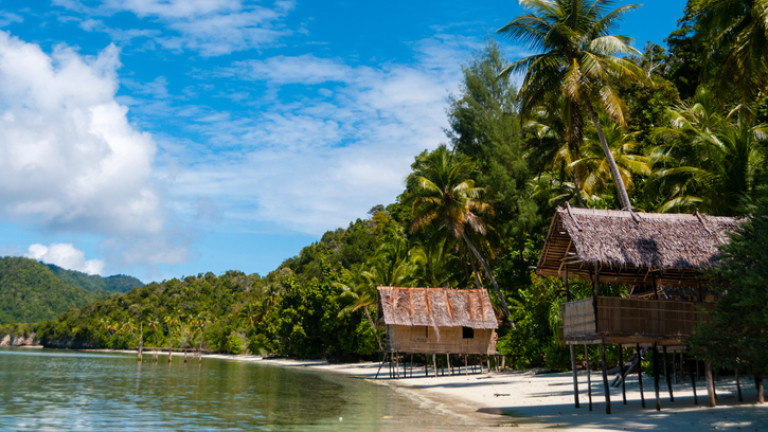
582,98,632,211
460,230,512,323
363,306,384,351
756,374,765,404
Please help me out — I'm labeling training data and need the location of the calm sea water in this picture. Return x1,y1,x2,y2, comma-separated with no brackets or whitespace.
0,348,505,431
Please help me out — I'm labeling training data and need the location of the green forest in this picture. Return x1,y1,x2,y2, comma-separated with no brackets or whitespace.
5,1,768,370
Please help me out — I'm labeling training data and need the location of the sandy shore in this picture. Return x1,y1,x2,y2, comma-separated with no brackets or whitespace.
99,350,768,430
245,356,768,431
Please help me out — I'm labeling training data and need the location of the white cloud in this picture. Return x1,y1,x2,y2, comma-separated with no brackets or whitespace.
27,243,105,275
62,0,294,56
164,36,472,235
0,31,183,267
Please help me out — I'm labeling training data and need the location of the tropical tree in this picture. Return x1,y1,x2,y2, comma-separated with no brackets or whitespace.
409,145,512,321
690,0,768,104
497,0,647,210
651,89,768,215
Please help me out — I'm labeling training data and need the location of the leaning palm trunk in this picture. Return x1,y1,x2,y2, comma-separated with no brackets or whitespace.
363,306,384,351
583,98,633,210
460,230,512,324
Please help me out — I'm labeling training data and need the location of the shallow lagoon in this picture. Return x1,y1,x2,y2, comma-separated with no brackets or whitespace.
0,348,505,431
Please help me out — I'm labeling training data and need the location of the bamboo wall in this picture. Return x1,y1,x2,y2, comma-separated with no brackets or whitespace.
562,297,714,344
386,325,496,355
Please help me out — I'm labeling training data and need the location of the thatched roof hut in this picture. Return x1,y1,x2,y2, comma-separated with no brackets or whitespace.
537,206,740,288
377,287,497,355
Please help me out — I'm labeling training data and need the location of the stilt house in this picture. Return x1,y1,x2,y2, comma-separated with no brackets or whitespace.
376,287,498,356
537,205,740,413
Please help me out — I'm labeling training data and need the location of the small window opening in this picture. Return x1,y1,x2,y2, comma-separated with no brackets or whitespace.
462,327,474,339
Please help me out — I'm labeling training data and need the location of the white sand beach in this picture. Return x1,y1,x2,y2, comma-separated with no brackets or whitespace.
250,357,768,431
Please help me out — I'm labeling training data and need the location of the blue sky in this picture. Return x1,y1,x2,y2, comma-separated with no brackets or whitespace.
0,0,686,282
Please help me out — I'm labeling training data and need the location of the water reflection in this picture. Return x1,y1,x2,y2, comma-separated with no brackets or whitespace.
0,348,503,431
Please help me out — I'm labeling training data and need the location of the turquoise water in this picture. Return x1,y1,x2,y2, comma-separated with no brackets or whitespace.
0,348,503,431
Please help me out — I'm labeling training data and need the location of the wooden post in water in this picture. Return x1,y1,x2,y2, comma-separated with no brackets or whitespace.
637,344,645,408
663,346,674,402
137,321,143,363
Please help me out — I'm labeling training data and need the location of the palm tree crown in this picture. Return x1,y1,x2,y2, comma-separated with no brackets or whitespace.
498,0,647,210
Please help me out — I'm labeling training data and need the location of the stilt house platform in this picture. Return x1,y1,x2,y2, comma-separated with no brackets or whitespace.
376,287,498,378
537,205,740,413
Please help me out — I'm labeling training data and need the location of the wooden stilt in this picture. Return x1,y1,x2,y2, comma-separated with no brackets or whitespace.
425,353,429,377
600,341,611,414
432,353,437,377
464,354,469,376
736,368,743,402
446,354,451,376
587,346,593,411
637,344,645,408
653,343,661,411
691,358,698,405
663,346,674,402
618,344,626,405
705,361,716,407
375,352,388,379
570,344,580,408
410,354,414,378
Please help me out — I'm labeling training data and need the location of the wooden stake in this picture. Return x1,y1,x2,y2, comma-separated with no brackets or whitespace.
663,346,674,402
619,344,626,405
653,343,661,411
585,344,593,411
570,344,580,408
705,361,716,407
600,341,611,414
637,344,645,408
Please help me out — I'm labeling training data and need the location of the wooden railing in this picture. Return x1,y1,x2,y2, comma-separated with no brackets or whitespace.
561,297,714,343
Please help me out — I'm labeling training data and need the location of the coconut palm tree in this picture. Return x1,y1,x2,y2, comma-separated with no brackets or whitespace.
691,0,768,104
651,91,768,215
409,145,512,322
497,0,647,210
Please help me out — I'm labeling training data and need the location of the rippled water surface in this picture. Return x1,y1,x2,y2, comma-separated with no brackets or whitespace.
0,348,503,431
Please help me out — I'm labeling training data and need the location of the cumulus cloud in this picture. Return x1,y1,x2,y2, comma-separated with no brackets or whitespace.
0,31,182,267
27,243,105,275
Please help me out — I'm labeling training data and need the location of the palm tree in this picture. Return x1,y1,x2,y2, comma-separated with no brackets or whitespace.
497,0,647,210
651,90,768,215
577,114,650,199
691,0,768,104
409,145,512,322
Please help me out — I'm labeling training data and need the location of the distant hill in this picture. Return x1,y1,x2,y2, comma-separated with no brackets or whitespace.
46,264,143,294
0,257,144,324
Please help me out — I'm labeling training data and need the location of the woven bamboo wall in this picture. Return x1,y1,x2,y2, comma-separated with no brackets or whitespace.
562,297,714,342
386,325,496,355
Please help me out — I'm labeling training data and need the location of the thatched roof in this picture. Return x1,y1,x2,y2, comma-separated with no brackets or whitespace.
377,287,497,329
536,206,741,287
